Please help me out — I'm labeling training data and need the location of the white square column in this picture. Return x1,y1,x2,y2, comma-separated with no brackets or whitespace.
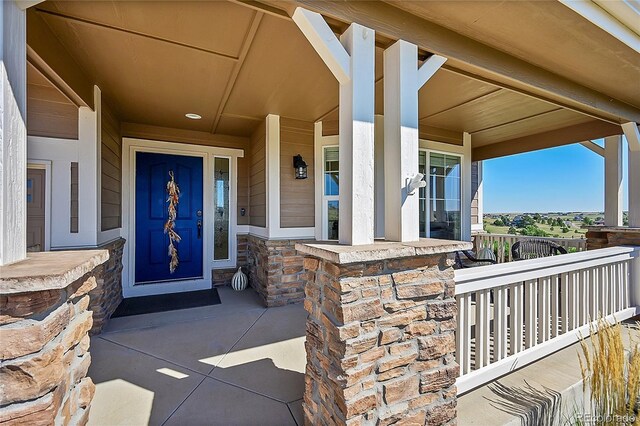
338,24,376,245
0,2,27,265
604,135,623,227
622,122,640,228
629,147,640,228
384,41,420,242
383,40,446,242
293,8,376,245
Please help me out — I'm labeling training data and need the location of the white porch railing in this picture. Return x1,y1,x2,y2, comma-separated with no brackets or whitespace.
474,233,587,263
454,246,640,395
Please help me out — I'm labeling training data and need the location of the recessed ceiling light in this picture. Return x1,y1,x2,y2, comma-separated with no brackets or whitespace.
185,113,202,120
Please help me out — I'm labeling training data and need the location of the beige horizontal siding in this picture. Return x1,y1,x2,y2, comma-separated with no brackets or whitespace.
101,101,122,231
280,118,315,228
249,120,266,227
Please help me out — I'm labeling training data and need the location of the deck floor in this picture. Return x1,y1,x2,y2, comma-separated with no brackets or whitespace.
458,319,640,425
88,287,306,426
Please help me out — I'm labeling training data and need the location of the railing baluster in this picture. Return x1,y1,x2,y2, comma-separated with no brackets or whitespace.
538,277,550,343
560,272,569,333
456,294,468,375
624,261,630,307
475,289,491,368
509,283,523,354
601,266,610,317
616,262,623,312
579,270,588,325
621,261,629,308
588,267,598,321
551,275,559,338
462,293,472,374
568,271,578,330
525,279,537,348
494,285,508,361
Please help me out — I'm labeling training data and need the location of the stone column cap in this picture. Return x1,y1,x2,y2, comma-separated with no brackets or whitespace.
296,238,472,264
0,250,109,294
586,226,640,233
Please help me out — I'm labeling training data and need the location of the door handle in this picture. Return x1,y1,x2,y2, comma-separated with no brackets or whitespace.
197,220,202,239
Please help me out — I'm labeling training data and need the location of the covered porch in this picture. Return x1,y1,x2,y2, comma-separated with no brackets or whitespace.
1,0,640,425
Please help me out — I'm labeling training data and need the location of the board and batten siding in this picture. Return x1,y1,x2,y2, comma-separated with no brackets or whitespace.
249,120,267,227
280,118,314,228
101,101,122,231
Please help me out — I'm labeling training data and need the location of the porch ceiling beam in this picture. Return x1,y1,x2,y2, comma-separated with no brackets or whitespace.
579,140,605,157
212,12,264,134
468,108,564,136
621,122,640,152
419,87,503,121
472,120,622,161
27,12,93,107
229,0,290,20
558,0,640,54
260,0,640,124
34,8,240,61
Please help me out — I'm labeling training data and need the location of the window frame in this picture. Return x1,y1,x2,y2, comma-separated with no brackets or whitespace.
419,148,464,240
322,145,340,241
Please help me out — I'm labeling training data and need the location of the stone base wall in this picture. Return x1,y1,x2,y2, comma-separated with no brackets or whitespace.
586,227,640,250
211,235,249,287
302,252,458,425
0,254,107,425
88,238,125,335
245,235,310,307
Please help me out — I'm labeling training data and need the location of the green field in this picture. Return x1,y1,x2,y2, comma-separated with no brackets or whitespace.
482,211,613,239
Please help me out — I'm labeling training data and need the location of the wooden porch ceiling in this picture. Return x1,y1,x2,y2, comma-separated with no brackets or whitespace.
28,0,631,160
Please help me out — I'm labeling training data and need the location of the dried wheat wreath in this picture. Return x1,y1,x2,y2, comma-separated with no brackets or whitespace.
164,170,181,273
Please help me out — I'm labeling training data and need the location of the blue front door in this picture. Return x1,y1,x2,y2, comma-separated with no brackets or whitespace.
135,152,204,283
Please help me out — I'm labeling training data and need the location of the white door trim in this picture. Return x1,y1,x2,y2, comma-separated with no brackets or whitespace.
121,137,243,298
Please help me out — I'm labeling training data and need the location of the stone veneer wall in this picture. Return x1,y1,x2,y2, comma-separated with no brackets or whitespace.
302,252,458,425
0,252,108,425
88,238,125,335
586,227,640,250
245,235,309,307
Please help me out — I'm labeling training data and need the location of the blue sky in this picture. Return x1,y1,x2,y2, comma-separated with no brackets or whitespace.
483,138,630,213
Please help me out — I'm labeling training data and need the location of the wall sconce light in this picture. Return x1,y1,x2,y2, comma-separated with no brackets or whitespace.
293,154,308,179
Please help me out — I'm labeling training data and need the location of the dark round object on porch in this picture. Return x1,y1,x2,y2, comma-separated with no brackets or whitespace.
511,239,568,261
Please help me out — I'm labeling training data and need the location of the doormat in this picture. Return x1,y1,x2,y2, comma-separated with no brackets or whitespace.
111,288,221,318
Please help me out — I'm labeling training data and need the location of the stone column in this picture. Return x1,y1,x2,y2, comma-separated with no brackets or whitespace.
297,239,471,425
0,249,108,424
585,226,640,250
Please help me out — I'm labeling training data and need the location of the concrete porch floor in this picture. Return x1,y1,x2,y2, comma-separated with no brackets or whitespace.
88,287,306,426
88,287,639,426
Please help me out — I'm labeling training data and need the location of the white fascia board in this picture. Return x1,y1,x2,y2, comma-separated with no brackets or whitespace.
559,0,640,53
622,122,640,151
292,7,351,85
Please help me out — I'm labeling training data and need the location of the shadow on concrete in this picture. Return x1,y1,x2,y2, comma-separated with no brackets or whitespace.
485,380,563,426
